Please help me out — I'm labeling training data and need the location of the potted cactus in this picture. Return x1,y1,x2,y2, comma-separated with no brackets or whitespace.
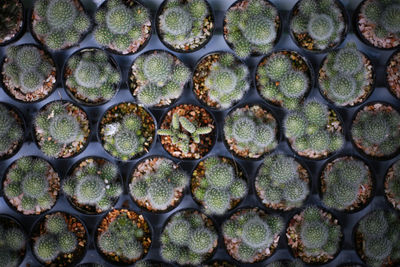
160,209,218,265
129,156,188,212
129,50,191,107
385,159,400,210
158,104,215,159
203,261,237,267
287,206,342,264
222,208,283,263
255,154,309,211
99,102,155,161
0,0,24,45
191,156,248,215
256,50,312,110
284,99,344,159
289,0,347,52
2,156,60,215
355,0,400,49
63,157,122,214
31,0,91,50
351,102,400,158
1,44,57,102
386,49,400,99
156,0,214,52
96,209,151,264
31,212,88,266
135,260,173,267
34,101,90,158
355,210,400,267
223,0,280,58
0,215,26,266
64,48,121,105
266,260,304,267
0,103,24,160
223,104,278,159
318,42,374,106
94,0,151,55
193,52,250,109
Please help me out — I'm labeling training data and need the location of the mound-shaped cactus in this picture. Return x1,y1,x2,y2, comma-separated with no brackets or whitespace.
0,216,26,267
0,0,23,44
0,103,24,159
385,159,400,210
224,0,280,58
32,0,91,50
266,260,304,267
130,51,190,107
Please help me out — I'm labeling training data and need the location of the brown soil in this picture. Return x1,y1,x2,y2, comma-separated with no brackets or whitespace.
203,261,237,267
0,0,23,44
0,107,24,159
384,164,400,210
387,51,400,99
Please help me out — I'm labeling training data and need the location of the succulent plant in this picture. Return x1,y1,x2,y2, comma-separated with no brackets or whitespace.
256,51,311,110
0,103,24,158
266,259,304,267
224,0,280,58
0,219,25,267
222,209,283,263
386,159,400,209
356,210,400,267
0,0,23,44
32,0,91,50
131,51,190,106
291,0,346,51
94,0,151,54
65,49,120,104
160,210,217,265
256,154,309,209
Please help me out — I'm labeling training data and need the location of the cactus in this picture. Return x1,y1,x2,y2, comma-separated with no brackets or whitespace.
0,104,23,158
224,0,279,58
266,259,304,267
161,210,217,265
32,0,90,50
0,219,25,267
386,159,400,208
0,0,23,44
291,0,345,51
65,49,120,104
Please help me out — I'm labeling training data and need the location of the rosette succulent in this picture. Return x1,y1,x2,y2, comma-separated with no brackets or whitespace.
0,103,24,159
0,0,23,44
65,49,120,105
385,159,400,209
32,0,91,50
224,0,280,58
0,217,26,267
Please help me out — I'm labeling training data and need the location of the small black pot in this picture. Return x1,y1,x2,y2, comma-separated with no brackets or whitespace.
0,0,25,46
0,214,27,267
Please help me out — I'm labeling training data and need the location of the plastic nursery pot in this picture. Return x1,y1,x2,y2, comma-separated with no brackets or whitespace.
94,209,152,265
384,159,400,210
63,47,121,106
254,49,314,110
128,49,191,108
0,214,27,267
33,100,91,159
132,260,174,267
192,51,250,110
98,102,156,161
2,156,61,216
30,211,88,266
158,103,216,160
385,48,400,99
155,0,215,53
222,102,280,161
203,260,238,267
0,102,25,160
0,43,57,103
337,264,366,267
64,156,123,215
128,155,188,213
0,0,25,46
353,0,400,50
288,0,349,53
222,0,282,58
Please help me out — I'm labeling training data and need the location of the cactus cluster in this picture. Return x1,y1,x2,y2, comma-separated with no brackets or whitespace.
256,154,309,209
284,99,344,157
94,0,150,53
351,103,400,157
33,213,79,262
257,51,310,110
0,221,25,267
386,159,400,208
193,157,247,215
131,51,190,106
32,0,90,50
65,49,120,104
222,209,283,263
291,0,346,51
224,0,279,58
357,210,400,267
129,157,188,211
160,210,217,265
0,104,23,158
63,158,122,213
135,260,167,267
266,260,304,267
0,0,23,44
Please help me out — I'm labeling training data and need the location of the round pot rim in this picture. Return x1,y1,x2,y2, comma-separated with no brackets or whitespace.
0,0,26,47
384,48,400,100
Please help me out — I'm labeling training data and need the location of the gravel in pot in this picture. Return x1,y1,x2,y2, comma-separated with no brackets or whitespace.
0,102,24,160
384,158,400,210
0,0,24,46
134,260,173,267
386,49,400,99
0,215,27,267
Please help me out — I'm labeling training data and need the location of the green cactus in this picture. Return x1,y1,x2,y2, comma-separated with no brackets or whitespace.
266,259,304,267
0,218,26,267
0,104,23,158
386,159,400,207
0,0,23,44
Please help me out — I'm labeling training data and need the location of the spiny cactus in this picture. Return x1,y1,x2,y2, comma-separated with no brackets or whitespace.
357,210,400,267
65,49,120,104
131,51,190,106
0,218,25,267
256,154,309,209
32,0,91,50
222,209,283,263
0,0,23,44
266,259,304,267
291,0,346,51
257,51,311,110
0,104,23,158
386,159,400,209
94,0,151,54
224,0,280,58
